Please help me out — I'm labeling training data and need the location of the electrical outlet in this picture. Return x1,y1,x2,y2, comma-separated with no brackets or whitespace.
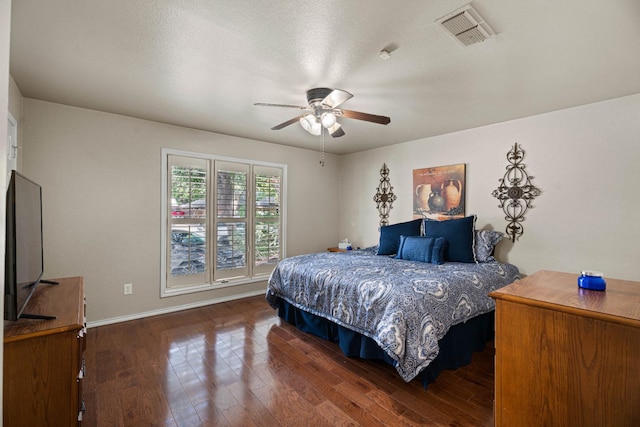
123,283,133,295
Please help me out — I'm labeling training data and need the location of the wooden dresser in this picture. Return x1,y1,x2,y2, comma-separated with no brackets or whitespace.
490,270,640,426
4,277,86,426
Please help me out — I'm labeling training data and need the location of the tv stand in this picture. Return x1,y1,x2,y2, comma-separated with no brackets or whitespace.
4,277,86,425
40,279,60,285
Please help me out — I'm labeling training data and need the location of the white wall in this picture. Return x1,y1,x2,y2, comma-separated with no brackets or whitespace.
339,94,640,281
14,92,640,326
8,74,20,120
20,99,341,323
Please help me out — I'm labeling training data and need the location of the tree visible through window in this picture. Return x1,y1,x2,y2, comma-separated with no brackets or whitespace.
162,151,285,295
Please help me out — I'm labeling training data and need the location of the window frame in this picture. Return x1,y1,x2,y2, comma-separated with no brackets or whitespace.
160,148,287,298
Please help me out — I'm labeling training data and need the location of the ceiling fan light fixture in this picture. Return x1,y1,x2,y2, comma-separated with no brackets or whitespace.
321,112,337,128
300,114,321,135
256,87,390,141
310,121,322,136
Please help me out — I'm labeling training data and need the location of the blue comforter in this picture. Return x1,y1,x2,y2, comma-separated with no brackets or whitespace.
266,248,520,381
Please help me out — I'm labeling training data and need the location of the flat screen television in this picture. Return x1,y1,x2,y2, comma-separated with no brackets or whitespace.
4,170,54,321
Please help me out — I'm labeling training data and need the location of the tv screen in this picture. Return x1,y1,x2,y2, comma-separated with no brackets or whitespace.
4,170,44,321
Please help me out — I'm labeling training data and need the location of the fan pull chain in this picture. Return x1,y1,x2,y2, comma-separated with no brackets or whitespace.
319,127,325,167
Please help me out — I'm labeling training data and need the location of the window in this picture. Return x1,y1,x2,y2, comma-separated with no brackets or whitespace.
161,149,286,296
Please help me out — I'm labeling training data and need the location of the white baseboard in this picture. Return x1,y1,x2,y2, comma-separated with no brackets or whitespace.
86,289,267,328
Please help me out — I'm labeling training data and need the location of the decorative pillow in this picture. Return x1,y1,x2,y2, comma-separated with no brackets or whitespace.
423,215,477,263
395,235,447,265
377,218,423,255
474,229,504,262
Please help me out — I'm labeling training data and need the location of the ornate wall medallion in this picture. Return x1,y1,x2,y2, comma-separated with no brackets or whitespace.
373,163,397,227
492,143,541,242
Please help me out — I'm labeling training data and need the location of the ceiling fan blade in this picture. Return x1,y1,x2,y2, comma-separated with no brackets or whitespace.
271,116,302,130
340,109,391,125
329,123,345,138
254,102,309,109
322,89,353,109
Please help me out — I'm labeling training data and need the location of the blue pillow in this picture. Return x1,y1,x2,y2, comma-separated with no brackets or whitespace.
423,215,477,263
475,229,504,262
395,235,447,264
377,218,423,255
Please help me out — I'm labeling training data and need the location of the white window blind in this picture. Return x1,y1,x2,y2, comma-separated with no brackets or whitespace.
214,161,249,280
254,166,282,275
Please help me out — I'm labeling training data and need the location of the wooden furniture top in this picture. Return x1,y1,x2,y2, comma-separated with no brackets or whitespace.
4,276,85,343
490,270,640,328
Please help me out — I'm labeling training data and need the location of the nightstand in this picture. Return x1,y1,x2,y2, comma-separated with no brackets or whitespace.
490,270,640,426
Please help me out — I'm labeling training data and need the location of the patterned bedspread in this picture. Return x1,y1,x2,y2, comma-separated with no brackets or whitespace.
266,248,520,381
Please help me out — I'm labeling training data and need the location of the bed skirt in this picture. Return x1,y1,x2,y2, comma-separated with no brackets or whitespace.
276,297,494,388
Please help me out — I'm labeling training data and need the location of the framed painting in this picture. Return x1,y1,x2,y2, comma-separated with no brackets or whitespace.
413,163,466,220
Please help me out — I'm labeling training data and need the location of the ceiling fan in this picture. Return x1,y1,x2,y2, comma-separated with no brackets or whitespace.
254,88,391,138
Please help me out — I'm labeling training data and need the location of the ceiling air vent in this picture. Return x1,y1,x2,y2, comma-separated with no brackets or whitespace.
436,4,494,46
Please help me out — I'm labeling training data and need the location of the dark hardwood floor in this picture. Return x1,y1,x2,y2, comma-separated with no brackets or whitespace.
83,295,495,426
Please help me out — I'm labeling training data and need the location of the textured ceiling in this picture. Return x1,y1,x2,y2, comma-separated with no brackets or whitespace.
9,0,640,154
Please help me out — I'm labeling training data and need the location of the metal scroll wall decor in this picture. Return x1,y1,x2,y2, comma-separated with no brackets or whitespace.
491,143,541,242
373,163,397,227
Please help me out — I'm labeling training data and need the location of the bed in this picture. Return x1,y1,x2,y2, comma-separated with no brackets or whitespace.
265,216,521,387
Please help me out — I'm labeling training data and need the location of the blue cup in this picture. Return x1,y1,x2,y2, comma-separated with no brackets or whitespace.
578,271,606,291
